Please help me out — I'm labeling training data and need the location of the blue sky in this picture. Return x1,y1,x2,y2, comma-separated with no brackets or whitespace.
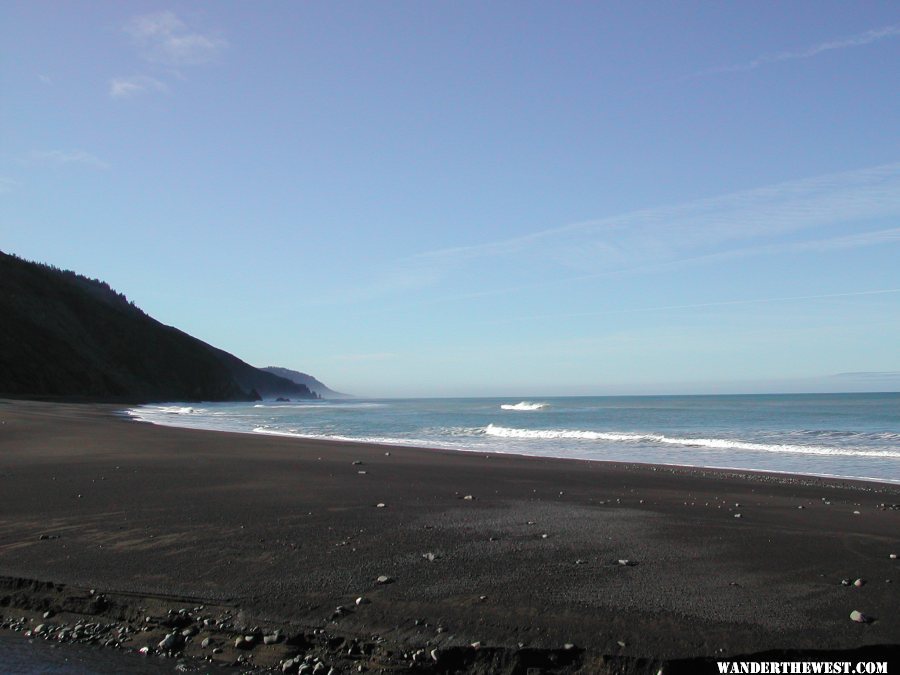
2,2,899,397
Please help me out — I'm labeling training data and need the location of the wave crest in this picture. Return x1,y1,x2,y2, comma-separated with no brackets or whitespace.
500,401,547,411
482,424,900,459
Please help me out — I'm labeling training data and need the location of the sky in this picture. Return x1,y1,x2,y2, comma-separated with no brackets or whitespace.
2,2,899,397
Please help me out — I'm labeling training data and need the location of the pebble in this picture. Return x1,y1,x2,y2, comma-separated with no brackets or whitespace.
376,575,393,584
158,633,179,651
376,503,386,508
541,533,549,539
617,559,637,566
356,597,371,605
854,578,866,587
850,610,869,623
264,634,280,644
357,471,367,475
422,552,438,562
352,461,363,465
463,495,474,500
201,637,211,648
470,641,482,649
890,554,897,560
564,643,576,650
734,513,742,519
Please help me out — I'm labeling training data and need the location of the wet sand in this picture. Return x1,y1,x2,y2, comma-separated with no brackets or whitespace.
0,399,898,671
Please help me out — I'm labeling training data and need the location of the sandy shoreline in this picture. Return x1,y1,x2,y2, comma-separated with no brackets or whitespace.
1,398,898,672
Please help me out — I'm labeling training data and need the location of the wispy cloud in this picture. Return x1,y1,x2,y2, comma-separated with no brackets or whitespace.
109,75,168,99
325,162,900,306
494,288,900,325
692,24,900,77
124,10,227,66
0,177,22,194
27,150,109,170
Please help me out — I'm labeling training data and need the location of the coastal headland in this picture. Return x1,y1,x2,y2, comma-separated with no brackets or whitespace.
0,399,897,673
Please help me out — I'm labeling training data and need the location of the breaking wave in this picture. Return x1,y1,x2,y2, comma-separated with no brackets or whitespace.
500,401,547,411
482,424,900,459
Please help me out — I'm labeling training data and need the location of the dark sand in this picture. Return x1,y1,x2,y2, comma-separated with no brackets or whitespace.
0,399,898,671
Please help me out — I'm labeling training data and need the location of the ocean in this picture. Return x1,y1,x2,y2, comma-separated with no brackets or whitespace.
127,392,900,484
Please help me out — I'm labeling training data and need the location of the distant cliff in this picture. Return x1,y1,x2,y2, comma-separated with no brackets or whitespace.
0,251,317,403
261,367,349,399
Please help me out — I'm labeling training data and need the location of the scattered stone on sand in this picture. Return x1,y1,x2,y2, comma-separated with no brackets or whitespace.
355,596,371,606
158,632,180,651
376,575,393,584
854,578,866,587
734,513,742,518
850,610,870,624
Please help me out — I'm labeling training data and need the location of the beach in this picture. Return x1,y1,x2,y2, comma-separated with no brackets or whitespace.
1,399,898,672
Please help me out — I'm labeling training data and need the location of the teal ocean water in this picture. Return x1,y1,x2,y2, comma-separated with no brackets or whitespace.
129,393,900,484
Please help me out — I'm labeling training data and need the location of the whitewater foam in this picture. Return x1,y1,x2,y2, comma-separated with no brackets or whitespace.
482,424,900,459
500,401,547,411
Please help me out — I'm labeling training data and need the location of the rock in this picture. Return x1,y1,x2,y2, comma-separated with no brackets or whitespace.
376,575,393,584
235,635,255,649
357,471,367,475
422,552,438,562
264,634,280,644
42,611,53,619
463,495,474,500
139,646,150,655
212,647,223,654
564,642,576,650
617,640,627,648
355,597,370,605
617,559,637,566
734,513,742,518
541,533,549,539
431,648,440,662
34,624,47,635
282,658,299,674
854,578,866,587
470,641,482,649
385,452,391,456
575,559,586,565
890,554,897,559
158,632,180,651
201,637,211,648
376,503,386,508
352,461,363,465
841,578,852,586
850,610,870,623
